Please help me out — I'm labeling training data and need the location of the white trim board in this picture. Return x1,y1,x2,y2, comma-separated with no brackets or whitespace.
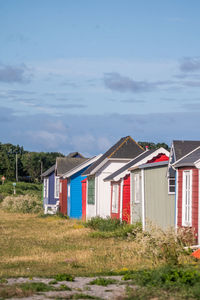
111,147,169,182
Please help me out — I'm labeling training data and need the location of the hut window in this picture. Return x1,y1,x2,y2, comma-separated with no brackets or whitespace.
88,177,95,205
182,170,192,227
112,184,119,213
43,178,49,198
54,176,60,199
168,177,175,194
134,173,141,203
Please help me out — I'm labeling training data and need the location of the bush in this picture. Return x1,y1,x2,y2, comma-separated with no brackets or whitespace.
133,225,194,265
1,194,43,213
85,216,142,239
85,216,122,231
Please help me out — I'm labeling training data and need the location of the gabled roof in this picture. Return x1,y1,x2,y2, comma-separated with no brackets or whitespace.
82,136,144,176
104,147,169,182
62,154,102,178
104,150,155,182
173,146,200,168
41,164,55,178
56,157,88,176
168,140,200,178
173,140,200,161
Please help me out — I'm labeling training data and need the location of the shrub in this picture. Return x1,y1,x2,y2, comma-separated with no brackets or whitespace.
85,216,142,239
133,224,194,265
1,194,43,213
85,216,122,231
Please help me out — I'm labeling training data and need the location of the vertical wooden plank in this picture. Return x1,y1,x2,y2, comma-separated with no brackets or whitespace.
122,174,130,223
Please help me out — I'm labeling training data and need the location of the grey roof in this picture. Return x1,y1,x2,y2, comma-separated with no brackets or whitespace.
168,140,200,178
67,152,84,158
174,146,200,168
41,164,55,178
139,160,169,170
104,149,156,181
173,140,200,161
56,157,88,176
82,136,144,176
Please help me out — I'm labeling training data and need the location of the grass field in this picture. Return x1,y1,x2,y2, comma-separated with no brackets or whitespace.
2,210,200,299
0,210,154,278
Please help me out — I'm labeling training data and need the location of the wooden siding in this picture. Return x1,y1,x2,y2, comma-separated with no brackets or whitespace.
144,166,175,230
59,179,67,215
122,174,130,223
82,178,87,221
70,169,87,218
49,171,57,205
177,167,198,240
131,170,142,223
110,181,121,220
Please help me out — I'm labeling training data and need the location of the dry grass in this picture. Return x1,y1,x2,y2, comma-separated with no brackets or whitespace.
0,210,151,278
0,210,194,278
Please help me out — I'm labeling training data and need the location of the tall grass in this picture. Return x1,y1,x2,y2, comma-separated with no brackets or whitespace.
1,195,43,213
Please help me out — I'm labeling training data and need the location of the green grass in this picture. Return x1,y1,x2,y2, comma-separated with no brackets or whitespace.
54,273,75,281
0,181,42,201
121,266,200,299
89,277,118,286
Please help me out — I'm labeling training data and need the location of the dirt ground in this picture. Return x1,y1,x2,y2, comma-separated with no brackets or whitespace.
4,275,130,299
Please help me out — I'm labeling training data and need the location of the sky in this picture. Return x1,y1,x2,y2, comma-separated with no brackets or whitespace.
1,0,200,156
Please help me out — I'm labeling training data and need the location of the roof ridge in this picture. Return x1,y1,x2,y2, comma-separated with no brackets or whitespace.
129,136,144,150
107,136,143,158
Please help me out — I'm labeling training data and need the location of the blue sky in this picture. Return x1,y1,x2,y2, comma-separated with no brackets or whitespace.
1,0,200,156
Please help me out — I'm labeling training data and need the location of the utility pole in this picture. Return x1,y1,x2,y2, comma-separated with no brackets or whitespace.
16,153,18,182
41,160,43,177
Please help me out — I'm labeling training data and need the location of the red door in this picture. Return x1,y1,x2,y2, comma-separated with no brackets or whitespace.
122,175,130,223
59,179,68,215
82,178,87,221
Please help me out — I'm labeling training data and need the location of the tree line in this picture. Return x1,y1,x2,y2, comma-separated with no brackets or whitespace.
0,141,170,183
0,142,64,182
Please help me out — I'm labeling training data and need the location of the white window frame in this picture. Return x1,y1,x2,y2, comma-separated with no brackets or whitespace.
60,181,62,193
134,173,141,203
43,178,49,198
182,170,192,227
112,183,119,213
54,176,60,199
168,177,176,194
